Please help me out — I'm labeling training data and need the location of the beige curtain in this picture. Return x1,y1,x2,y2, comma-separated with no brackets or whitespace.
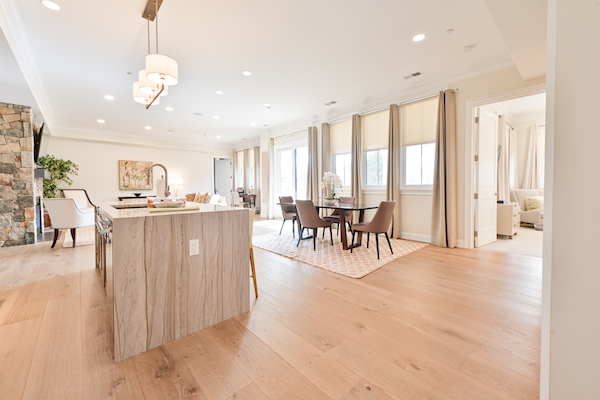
431,90,457,248
351,114,362,222
522,125,540,189
306,127,319,201
321,122,331,174
497,116,510,202
243,148,251,192
254,146,260,211
386,104,402,238
509,128,518,190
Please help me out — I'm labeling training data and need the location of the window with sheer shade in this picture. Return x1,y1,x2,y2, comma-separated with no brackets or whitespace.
363,109,390,186
401,97,439,189
236,151,244,189
331,120,352,186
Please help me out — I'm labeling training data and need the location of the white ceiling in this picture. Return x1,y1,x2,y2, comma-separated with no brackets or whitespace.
493,92,546,122
1,0,519,146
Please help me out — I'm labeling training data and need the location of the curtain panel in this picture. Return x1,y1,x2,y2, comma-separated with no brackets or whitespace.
497,115,510,202
351,114,362,222
306,127,319,201
386,104,402,238
431,90,458,248
522,125,540,189
243,148,251,192
321,122,331,174
253,146,261,211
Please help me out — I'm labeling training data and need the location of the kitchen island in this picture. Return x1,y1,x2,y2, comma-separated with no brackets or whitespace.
96,201,250,362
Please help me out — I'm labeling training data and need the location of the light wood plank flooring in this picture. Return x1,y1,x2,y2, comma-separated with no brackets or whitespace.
0,224,541,399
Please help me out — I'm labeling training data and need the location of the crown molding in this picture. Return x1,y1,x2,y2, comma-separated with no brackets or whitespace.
0,0,56,131
508,112,546,124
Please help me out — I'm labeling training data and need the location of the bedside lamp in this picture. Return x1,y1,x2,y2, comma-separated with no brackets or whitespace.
170,177,182,197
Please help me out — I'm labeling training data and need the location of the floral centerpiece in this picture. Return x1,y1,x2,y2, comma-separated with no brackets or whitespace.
321,172,343,205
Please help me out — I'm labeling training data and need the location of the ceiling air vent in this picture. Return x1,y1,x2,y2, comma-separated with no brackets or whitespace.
403,71,424,80
324,101,337,106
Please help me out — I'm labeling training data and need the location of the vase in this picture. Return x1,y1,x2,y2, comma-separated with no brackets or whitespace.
324,199,337,206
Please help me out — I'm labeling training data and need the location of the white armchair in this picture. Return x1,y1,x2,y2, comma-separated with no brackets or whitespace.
510,189,543,226
62,189,95,212
44,198,94,248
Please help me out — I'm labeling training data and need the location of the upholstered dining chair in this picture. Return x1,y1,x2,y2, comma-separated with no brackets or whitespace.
44,198,95,248
350,201,396,259
249,209,258,298
278,196,297,238
295,200,334,250
322,196,354,237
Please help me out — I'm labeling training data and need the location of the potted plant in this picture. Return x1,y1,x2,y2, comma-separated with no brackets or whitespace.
321,172,343,206
38,155,79,226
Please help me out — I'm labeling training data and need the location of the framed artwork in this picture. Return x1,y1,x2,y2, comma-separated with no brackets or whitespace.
119,160,153,190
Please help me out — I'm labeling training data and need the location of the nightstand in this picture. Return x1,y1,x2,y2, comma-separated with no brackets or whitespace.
497,202,521,239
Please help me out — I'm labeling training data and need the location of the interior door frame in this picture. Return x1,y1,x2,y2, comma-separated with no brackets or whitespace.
212,155,233,204
464,83,546,249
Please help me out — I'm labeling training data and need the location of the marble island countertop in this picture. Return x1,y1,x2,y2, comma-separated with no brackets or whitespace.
97,200,244,220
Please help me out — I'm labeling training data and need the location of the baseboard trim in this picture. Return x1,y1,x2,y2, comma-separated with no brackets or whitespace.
400,232,431,243
457,239,467,248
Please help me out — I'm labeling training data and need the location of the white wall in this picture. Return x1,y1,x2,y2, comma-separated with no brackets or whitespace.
46,135,232,203
545,0,600,397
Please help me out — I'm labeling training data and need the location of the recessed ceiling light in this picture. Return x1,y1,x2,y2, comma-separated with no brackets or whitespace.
104,95,114,100
263,103,270,108
250,123,256,126
145,126,151,130
413,34,426,42
215,90,223,95
213,116,219,120
445,29,455,34
242,71,252,76
41,1,60,11
97,119,105,123
216,136,222,139
166,106,174,111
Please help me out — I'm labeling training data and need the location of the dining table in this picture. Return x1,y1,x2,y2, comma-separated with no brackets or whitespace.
276,200,380,250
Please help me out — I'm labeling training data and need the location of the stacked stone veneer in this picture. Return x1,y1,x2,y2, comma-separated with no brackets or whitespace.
0,102,35,247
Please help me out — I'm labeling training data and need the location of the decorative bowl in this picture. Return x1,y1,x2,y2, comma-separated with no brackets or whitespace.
153,201,185,209
133,193,142,197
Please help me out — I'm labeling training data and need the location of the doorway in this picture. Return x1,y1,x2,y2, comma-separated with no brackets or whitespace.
471,91,546,258
214,158,232,206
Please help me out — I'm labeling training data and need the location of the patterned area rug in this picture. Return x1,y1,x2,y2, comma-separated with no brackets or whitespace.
252,232,428,278
63,226,95,247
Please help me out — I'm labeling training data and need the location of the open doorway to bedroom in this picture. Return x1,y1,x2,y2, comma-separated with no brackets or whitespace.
473,92,545,258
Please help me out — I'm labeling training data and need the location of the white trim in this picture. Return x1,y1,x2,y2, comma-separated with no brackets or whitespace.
456,239,466,248
508,111,546,124
400,232,431,243
362,189,386,195
463,83,546,250
399,190,433,196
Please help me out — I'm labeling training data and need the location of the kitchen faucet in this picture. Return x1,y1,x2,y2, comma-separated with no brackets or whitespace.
146,164,170,197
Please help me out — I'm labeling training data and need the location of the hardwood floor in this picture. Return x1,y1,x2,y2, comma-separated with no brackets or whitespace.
0,227,541,399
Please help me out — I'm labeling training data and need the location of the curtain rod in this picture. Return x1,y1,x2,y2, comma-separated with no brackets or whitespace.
270,129,308,141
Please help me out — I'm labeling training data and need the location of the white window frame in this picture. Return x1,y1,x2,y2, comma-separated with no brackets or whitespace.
274,144,309,202
363,147,387,194
333,152,352,194
400,142,435,195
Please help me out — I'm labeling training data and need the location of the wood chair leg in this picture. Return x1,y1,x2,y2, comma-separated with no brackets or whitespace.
280,219,286,235
51,229,60,248
351,231,356,253
385,232,393,254
322,227,325,239
329,225,334,245
337,223,340,236
375,233,380,259
313,228,317,251
367,232,370,248
297,228,304,247
250,247,258,298
70,228,76,247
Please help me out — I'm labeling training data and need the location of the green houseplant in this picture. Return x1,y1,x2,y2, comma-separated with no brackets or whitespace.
38,155,79,198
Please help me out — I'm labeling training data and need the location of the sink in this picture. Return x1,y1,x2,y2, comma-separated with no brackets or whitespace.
111,204,148,209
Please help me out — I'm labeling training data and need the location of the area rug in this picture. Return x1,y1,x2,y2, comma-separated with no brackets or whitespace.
63,226,95,247
252,232,428,278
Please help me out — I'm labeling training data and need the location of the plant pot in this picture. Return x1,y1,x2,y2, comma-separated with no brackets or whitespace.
44,211,51,228
324,199,337,206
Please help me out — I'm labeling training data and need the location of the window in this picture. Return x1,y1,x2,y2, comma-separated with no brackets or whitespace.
401,97,439,190
276,146,308,200
331,120,352,188
365,149,388,185
362,109,389,187
235,151,244,189
335,153,352,186
247,149,255,191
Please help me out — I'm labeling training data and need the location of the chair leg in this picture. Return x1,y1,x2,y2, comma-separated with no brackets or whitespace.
297,228,304,247
51,229,60,249
367,232,370,248
71,228,76,248
280,219,286,235
347,221,353,233
292,218,295,238
250,246,258,298
351,231,356,253
375,234,380,259
313,228,317,251
337,223,340,236
329,225,334,245
385,232,393,254
322,227,325,239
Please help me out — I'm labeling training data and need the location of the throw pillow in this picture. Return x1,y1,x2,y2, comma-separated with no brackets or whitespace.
199,193,212,203
193,192,203,203
185,193,196,202
526,196,544,212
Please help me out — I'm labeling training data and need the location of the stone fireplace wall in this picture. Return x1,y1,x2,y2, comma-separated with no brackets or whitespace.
0,102,35,247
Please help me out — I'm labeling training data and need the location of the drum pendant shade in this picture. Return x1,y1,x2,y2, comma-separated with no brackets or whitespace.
146,54,178,86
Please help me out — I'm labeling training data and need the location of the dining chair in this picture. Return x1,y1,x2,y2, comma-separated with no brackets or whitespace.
278,196,297,238
350,201,396,259
249,209,258,298
295,200,334,250
322,196,354,237
44,198,95,248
